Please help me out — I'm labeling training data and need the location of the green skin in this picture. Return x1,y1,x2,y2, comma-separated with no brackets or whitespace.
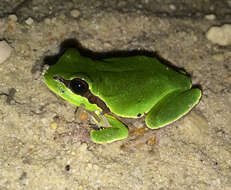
44,48,201,143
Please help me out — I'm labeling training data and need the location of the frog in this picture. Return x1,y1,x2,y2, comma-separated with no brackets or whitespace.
44,48,201,143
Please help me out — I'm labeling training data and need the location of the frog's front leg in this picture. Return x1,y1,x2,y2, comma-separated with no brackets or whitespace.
146,88,201,129
90,114,129,143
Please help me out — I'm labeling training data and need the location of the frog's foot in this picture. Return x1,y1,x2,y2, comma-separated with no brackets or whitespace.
145,88,201,129
90,114,129,143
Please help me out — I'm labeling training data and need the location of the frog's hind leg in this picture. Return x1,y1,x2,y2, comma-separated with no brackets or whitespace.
90,114,129,143
145,88,201,129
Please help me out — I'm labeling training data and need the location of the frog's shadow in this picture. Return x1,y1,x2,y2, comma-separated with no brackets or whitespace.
43,38,192,79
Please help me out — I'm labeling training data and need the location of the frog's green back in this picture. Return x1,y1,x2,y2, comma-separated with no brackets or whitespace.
91,55,191,118
45,48,192,117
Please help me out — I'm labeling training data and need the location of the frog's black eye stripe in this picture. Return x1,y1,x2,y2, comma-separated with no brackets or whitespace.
69,78,89,95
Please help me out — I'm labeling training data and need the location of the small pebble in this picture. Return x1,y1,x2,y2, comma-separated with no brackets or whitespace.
65,164,70,171
169,4,176,11
25,17,34,25
225,75,231,83
0,110,3,120
204,14,216,20
78,186,83,190
93,164,99,170
0,41,12,64
59,14,66,20
206,24,231,46
87,163,92,169
51,18,57,24
80,112,88,121
50,122,58,130
8,14,18,22
212,54,224,62
71,151,76,156
103,42,112,48
44,18,51,25
70,10,80,18
79,143,87,152
228,0,231,6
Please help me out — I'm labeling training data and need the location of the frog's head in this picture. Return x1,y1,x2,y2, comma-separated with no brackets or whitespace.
44,48,101,112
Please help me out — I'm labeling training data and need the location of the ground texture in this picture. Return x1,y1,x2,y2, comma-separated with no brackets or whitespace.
0,0,231,190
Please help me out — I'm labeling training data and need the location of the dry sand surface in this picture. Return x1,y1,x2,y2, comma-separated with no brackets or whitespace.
0,1,231,189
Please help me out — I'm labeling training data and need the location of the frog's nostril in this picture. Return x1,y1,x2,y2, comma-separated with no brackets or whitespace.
137,113,142,117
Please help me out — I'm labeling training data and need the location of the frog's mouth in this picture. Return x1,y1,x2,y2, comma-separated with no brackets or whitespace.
53,75,110,114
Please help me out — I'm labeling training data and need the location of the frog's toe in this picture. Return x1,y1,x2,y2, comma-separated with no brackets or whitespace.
145,88,201,129
90,115,128,143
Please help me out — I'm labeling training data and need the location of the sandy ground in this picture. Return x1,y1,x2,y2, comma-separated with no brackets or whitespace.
0,1,231,190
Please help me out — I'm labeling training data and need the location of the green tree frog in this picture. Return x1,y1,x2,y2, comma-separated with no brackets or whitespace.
44,48,201,143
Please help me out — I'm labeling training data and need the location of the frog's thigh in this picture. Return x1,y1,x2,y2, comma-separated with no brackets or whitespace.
145,88,201,129
90,114,129,143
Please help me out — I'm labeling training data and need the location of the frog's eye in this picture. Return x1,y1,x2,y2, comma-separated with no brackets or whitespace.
69,78,89,95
